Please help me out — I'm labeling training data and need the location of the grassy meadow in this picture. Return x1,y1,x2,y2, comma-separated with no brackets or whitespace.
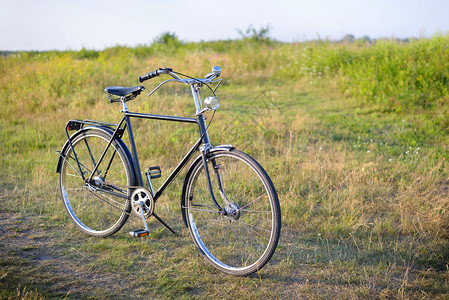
1,34,448,298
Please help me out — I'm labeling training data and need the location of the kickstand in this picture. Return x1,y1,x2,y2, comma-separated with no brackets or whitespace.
153,212,179,236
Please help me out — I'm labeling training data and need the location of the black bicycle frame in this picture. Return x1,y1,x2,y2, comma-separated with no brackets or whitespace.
84,109,220,208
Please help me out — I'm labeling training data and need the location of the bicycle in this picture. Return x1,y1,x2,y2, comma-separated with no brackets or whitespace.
56,66,281,276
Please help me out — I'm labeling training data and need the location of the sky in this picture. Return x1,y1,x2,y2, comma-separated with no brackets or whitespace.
1,0,448,51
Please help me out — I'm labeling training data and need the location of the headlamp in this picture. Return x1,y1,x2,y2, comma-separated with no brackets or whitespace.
204,96,220,110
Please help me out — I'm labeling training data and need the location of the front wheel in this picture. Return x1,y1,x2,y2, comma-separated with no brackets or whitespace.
182,149,281,275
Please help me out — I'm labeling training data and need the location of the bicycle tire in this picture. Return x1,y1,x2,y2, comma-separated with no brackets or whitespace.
182,149,281,275
59,128,134,237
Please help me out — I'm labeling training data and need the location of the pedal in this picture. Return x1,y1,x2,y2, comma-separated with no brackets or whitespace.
129,229,149,237
147,166,161,179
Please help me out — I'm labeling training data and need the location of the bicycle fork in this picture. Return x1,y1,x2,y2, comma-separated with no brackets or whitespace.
196,110,225,212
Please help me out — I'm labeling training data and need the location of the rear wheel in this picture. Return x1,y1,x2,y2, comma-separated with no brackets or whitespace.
183,149,281,275
59,129,134,237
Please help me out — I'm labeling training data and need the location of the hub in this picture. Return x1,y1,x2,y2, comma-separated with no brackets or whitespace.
224,203,240,221
92,176,105,187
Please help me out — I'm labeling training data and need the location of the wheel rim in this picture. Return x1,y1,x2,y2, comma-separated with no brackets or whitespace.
186,152,276,273
60,133,130,235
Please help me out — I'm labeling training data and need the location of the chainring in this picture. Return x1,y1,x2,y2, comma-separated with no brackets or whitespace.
131,187,154,218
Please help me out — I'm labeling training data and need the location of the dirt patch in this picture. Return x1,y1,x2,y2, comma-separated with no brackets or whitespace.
0,212,138,298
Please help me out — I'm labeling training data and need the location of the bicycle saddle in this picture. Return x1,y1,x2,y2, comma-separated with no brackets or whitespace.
104,86,145,97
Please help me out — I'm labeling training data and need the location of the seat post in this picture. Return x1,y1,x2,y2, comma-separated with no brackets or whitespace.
121,97,129,113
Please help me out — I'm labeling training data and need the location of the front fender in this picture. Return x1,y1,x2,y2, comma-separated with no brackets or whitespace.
180,144,234,227
207,144,234,153
187,144,235,173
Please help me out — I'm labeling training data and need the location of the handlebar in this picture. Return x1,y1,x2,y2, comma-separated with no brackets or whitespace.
139,66,222,99
139,66,222,83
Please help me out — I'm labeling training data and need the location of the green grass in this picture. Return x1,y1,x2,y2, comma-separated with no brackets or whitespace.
1,36,448,298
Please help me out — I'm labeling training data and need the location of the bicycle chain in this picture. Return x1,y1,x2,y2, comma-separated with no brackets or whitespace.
86,182,151,220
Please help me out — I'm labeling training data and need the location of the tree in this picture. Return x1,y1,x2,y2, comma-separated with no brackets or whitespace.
342,34,355,43
237,24,272,43
153,32,181,45
361,35,371,43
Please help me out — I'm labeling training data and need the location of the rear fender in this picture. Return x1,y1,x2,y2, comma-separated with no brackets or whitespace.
56,127,136,185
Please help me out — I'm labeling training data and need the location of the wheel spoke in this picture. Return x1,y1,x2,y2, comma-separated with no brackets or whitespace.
183,206,221,214
67,154,94,175
62,155,85,178
241,209,272,213
231,193,267,215
229,223,254,264
237,221,266,248
231,176,258,204
237,220,272,237
64,187,85,191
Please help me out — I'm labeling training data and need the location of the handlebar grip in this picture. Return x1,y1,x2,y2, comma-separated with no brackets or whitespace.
139,70,160,83
139,68,174,83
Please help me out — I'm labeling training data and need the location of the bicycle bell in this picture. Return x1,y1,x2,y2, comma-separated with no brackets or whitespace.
204,96,220,110
212,65,222,76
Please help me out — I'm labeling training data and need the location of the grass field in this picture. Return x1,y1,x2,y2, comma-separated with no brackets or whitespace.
1,35,448,299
